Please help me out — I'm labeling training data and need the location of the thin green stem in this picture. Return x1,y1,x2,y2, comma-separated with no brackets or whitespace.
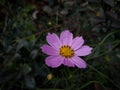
87,40,120,60
55,11,59,25
79,81,102,90
86,31,120,60
88,64,120,89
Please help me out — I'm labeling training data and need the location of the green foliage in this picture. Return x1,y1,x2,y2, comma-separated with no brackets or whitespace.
0,0,120,90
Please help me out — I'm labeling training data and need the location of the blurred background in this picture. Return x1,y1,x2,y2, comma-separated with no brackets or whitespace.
0,0,120,90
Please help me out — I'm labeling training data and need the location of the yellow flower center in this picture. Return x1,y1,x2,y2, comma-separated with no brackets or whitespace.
59,45,74,58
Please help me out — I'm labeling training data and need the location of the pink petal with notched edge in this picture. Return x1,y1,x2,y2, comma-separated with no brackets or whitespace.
41,44,59,55
60,30,73,45
71,36,84,50
75,45,93,56
45,55,64,68
63,58,75,67
71,56,87,68
46,33,62,50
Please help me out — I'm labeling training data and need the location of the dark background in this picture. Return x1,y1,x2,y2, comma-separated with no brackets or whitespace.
0,0,120,90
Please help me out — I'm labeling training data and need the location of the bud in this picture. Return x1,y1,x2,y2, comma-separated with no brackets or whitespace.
47,73,53,80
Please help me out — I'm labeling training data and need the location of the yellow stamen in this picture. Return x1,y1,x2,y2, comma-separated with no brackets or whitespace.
59,45,74,58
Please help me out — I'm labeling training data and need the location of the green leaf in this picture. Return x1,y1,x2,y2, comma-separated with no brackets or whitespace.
24,75,35,89
23,64,32,75
0,69,22,84
30,49,38,59
16,39,29,51
104,0,114,7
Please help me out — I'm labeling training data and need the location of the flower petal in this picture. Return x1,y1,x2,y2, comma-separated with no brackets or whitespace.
45,55,64,68
60,30,73,45
46,33,62,50
75,45,93,56
41,44,59,55
71,56,87,68
63,58,75,67
71,36,84,50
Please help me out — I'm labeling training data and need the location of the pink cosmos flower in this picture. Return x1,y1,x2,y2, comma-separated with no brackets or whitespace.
41,30,92,68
